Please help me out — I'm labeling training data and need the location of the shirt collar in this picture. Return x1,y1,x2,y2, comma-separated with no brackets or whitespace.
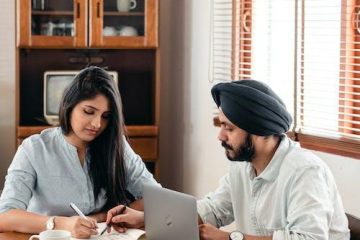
255,135,292,182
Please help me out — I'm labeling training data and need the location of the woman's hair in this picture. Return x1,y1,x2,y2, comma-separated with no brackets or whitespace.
59,66,128,207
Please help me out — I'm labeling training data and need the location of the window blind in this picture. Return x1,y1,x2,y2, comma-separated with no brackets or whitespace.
211,0,360,157
296,0,360,142
210,0,252,85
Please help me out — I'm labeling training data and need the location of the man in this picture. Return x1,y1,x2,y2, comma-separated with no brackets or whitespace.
197,80,349,240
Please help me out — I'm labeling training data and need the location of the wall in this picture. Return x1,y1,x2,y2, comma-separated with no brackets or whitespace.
159,0,360,216
159,0,229,197
0,0,16,189
0,0,359,217
314,151,360,215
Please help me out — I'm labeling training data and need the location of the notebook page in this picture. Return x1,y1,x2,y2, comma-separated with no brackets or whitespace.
72,222,146,240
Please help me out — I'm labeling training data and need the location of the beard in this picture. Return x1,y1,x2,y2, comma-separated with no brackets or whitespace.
221,133,255,162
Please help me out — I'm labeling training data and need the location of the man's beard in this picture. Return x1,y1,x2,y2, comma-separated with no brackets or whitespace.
221,133,255,162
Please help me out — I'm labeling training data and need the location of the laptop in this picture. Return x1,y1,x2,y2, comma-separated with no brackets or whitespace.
143,183,200,240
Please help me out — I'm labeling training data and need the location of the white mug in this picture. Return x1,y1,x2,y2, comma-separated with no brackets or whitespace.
29,230,71,240
117,0,137,12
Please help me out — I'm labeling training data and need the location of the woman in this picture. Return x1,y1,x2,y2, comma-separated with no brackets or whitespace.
0,66,159,238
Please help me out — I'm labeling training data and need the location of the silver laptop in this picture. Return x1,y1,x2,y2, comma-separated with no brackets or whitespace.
143,183,199,240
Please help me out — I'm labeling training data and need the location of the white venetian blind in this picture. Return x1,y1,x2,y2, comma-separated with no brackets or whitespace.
210,0,252,85
296,0,360,141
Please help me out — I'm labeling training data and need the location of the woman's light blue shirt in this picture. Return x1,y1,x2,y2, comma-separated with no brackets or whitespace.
0,127,160,216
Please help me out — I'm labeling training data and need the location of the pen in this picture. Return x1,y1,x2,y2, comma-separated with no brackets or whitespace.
101,205,127,235
70,202,99,235
70,202,89,219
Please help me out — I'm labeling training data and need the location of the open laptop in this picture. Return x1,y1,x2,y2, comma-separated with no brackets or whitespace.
143,183,200,240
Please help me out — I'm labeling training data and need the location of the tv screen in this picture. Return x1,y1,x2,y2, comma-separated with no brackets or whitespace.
44,70,118,125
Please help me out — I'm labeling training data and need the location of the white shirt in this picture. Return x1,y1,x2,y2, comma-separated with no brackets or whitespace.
0,127,160,216
197,136,350,240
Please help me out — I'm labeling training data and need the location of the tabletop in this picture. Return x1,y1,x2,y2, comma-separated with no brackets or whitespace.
0,232,30,240
0,232,148,240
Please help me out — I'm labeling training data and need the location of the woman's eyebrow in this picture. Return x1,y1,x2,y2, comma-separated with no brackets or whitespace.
84,105,111,113
84,105,98,110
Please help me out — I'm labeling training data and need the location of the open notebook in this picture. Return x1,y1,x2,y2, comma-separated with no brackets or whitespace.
72,222,146,240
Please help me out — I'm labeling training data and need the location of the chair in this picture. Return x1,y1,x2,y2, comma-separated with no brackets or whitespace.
346,213,360,240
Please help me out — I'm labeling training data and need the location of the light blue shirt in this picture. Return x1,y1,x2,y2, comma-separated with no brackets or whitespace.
0,127,160,216
197,136,350,240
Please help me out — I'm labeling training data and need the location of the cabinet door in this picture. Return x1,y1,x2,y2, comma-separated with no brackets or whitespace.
89,0,158,48
17,0,87,48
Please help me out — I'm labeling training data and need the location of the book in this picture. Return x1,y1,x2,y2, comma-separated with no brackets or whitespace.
72,222,146,240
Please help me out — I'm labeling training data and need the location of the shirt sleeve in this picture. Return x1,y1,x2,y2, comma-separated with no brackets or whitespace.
197,174,234,228
0,144,36,213
123,137,161,199
272,165,344,240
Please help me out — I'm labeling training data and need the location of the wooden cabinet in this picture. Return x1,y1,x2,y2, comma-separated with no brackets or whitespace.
17,0,158,48
16,0,160,179
89,0,158,48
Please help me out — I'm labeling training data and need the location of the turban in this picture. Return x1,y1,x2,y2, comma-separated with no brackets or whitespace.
211,80,292,136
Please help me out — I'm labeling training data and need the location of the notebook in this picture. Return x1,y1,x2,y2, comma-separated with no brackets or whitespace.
71,222,146,240
143,183,200,240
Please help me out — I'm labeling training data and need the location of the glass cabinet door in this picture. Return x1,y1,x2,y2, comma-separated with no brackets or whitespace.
89,0,158,48
17,0,87,48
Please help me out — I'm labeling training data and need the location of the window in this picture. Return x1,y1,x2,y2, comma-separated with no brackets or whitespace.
211,0,360,158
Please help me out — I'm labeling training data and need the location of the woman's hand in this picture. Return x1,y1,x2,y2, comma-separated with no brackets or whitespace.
105,205,145,233
56,216,98,239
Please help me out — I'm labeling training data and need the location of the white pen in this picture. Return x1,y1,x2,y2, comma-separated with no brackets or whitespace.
70,202,99,234
70,202,88,219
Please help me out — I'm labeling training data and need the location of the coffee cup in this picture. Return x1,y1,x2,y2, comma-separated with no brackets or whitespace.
103,26,117,36
118,26,138,36
117,0,137,12
29,230,71,240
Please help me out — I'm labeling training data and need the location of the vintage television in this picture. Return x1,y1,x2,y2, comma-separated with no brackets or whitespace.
43,70,118,126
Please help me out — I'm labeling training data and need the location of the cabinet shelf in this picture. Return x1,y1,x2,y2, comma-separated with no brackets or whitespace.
17,125,159,163
104,11,144,17
32,10,74,16
32,11,145,17
17,125,158,139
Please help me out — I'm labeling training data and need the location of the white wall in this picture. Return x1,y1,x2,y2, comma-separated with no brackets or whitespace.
159,0,229,197
159,0,360,217
0,0,359,217
314,151,360,216
0,0,16,189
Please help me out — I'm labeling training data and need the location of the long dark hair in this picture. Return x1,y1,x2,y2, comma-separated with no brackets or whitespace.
59,66,127,207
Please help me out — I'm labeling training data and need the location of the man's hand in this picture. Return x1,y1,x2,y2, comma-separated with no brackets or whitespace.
199,223,230,240
105,205,145,233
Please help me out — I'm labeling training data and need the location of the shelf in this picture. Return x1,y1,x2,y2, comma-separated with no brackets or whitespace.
17,125,158,162
17,125,158,139
32,10,74,16
104,11,144,17
31,11,146,17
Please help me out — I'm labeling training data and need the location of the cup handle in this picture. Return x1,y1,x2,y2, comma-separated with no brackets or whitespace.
29,235,40,240
130,0,137,10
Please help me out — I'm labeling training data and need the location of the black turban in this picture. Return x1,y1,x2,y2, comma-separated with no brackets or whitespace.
211,80,292,136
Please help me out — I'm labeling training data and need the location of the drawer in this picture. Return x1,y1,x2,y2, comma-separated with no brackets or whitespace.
128,137,158,161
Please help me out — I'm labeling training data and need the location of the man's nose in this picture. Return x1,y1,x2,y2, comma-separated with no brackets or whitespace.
218,128,227,142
